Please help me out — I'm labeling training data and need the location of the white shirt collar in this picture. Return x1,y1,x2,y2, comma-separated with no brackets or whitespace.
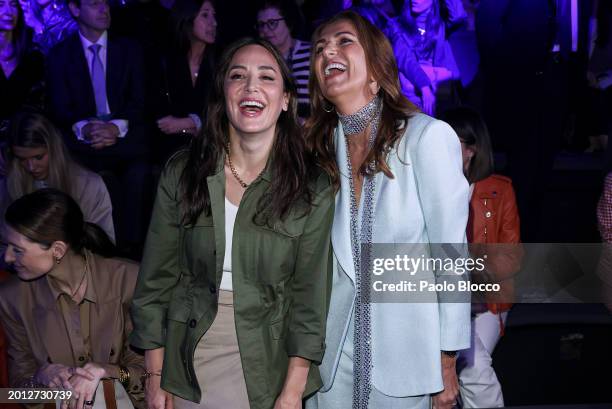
79,30,108,52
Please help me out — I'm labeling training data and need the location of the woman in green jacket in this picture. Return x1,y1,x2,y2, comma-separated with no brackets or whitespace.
129,37,334,409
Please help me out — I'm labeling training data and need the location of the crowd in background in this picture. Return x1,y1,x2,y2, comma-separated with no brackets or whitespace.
0,0,611,408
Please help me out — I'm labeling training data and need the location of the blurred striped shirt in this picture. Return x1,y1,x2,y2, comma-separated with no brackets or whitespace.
288,40,311,118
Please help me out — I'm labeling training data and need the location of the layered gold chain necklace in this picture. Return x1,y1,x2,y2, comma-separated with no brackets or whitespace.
225,143,264,189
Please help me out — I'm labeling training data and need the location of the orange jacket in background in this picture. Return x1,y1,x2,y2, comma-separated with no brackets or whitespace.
467,174,524,317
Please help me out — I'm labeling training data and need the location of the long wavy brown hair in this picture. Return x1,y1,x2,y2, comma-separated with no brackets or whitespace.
305,10,418,189
180,37,315,225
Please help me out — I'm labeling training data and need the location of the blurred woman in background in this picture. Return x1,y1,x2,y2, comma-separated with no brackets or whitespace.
0,0,44,136
0,112,115,246
390,0,459,115
18,0,76,54
443,106,523,408
154,0,216,164
256,0,311,119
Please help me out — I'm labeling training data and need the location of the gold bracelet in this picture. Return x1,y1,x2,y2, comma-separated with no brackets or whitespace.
118,366,130,388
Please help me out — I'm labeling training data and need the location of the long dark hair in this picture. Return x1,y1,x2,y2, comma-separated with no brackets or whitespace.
5,188,116,257
11,0,30,63
180,37,315,225
442,107,494,184
306,10,418,190
170,0,216,54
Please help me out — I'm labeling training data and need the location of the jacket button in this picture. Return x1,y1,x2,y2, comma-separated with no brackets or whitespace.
209,284,217,294
485,211,492,218
78,356,85,362
189,319,197,328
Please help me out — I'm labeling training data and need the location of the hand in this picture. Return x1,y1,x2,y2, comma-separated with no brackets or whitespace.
145,372,174,409
34,363,94,389
432,354,460,409
89,123,119,149
420,86,436,116
157,116,195,135
81,120,102,144
273,390,302,409
65,363,106,409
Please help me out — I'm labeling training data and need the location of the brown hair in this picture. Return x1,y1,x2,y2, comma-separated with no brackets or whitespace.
5,188,116,257
305,10,418,190
180,37,315,225
441,107,494,184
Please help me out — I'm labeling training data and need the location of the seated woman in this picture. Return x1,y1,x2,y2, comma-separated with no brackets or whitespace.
256,0,311,119
154,0,217,165
388,0,460,115
0,0,44,137
0,112,115,248
0,188,145,408
130,37,333,409
443,106,523,408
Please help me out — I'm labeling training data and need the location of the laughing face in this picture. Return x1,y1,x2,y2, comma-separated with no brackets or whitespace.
313,19,374,114
224,44,289,139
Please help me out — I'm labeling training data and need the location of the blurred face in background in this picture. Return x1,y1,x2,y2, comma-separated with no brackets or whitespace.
256,7,291,50
410,0,433,14
0,0,19,32
192,0,216,44
459,140,475,175
4,226,55,281
69,0,110,33
12,145,50,180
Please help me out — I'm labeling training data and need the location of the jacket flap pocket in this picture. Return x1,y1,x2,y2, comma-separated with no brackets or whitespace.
258,220,302,238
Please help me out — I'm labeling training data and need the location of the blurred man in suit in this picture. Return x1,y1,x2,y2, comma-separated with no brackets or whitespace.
46,0,151,255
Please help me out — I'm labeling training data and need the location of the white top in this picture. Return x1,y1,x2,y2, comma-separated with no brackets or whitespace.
220,197,239,291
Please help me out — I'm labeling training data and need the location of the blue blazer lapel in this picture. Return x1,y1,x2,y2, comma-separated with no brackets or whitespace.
70,34,96,115
331,123,356,282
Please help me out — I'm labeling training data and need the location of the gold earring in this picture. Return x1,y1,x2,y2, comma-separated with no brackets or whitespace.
54,255,61,265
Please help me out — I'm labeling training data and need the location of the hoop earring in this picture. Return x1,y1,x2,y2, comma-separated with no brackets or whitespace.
322,100,335,113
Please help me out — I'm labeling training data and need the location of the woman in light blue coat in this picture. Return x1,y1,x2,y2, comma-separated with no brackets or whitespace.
305,10,470,409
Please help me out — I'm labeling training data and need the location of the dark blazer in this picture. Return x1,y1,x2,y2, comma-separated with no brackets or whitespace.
46,32,146,158
0,50,44,123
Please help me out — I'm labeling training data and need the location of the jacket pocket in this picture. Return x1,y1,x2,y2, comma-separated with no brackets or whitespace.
269,318,287,340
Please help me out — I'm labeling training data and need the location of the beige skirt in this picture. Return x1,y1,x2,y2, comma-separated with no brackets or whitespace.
173,290,250,409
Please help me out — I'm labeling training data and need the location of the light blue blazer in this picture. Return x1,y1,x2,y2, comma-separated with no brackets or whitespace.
319,113,471,397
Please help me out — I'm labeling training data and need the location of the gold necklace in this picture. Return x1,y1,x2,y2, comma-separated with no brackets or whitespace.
225,143,250,188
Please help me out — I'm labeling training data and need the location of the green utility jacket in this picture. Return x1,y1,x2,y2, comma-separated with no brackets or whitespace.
129,151,334,408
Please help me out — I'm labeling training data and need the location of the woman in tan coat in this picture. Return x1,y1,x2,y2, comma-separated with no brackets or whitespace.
0,189,144,409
